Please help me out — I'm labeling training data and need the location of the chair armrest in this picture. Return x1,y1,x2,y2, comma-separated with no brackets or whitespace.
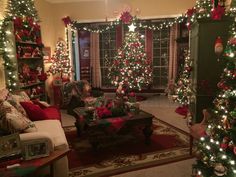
20,132,54,152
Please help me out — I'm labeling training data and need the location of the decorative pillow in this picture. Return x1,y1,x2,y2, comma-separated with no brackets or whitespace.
43,106,61,121
0,89,9,102
20,102,61,121
32,100,50,109
0,101,37,133
20,102,48,121
7,92,31,116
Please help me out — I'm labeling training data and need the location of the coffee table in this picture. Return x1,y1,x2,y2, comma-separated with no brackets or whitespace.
0,149,70,177
73,107,154,149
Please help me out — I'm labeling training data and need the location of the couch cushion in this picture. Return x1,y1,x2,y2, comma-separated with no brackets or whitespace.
34,120,68,150
0,101,37,133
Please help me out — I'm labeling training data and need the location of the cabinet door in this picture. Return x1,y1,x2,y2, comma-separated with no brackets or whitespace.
190,18,233,123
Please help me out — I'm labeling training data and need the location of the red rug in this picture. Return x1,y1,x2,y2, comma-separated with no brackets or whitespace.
64,118,191,177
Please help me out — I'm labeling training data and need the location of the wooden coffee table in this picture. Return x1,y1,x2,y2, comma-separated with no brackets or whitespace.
0,149,70,177
74,107,154,149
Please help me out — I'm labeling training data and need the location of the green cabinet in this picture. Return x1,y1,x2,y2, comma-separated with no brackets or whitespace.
190,18,233,123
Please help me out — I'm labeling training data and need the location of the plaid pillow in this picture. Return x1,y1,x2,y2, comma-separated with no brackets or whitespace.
0,101,37,133
7,92,31,116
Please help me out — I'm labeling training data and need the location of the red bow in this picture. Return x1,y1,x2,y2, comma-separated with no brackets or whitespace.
211,6,225,20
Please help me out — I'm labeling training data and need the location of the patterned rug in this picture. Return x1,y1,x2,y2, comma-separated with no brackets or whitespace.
64,118,191,177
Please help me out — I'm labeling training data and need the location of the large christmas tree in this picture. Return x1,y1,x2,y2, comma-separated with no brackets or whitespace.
47,40,73,78
108,25,152,91
192,22,236,177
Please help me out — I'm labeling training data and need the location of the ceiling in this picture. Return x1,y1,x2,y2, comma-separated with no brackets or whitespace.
45,0,105,3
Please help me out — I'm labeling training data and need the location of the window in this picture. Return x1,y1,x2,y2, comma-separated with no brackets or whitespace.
97,20,171,90
99,27,116,88
152,24,170,89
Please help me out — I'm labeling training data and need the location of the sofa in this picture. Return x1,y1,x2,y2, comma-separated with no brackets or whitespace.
0,89,69,177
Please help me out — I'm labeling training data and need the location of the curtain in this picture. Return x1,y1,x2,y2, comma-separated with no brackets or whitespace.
168,24,178,86
90,32,101,88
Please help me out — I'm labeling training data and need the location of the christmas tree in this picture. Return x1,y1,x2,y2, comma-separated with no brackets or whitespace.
192,22,236,177
47,40,73,78
108,24,152,91
173,50,192,106
5,0,39,21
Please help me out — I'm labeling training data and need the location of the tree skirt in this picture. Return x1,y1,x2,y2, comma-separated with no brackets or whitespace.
64,118,191,177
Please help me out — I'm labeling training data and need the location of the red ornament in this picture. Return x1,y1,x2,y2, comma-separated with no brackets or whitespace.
14,17,23,28
62,16,72,26
211,6,225,20
120,11,133,24
187,8,196,17
229,37,236,45
220,143,228,150
215,36,223,56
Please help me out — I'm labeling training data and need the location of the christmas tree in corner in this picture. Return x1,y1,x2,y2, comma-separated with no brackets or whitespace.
0,0,39,92
47,40,73,79
173,50,192,106
108,23,152,91
5,0,39,20
192,22,236,177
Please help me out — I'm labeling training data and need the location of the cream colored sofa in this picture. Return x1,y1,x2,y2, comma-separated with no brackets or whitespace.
20,119,69,177
0,89,69,177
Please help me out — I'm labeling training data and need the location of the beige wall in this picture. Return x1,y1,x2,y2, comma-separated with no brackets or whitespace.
36,0,196,51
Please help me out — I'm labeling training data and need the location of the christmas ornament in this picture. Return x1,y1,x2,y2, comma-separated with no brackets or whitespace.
211,6,225,20
120,11,133,24
220,136,229,150
214,163,227,176
62,16,72,26
215,37,224,58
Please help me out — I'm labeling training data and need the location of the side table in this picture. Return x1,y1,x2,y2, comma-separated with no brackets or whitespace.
0,149,70,177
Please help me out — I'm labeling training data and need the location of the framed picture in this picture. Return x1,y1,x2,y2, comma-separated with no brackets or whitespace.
21,139,50,160
0,133,21,159
82,48,89,59
42,47,51,63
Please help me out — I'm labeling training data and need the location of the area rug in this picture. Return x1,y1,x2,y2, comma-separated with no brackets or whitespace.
64,118,191,177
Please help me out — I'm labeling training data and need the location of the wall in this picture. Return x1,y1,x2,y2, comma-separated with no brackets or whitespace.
50,0,196,45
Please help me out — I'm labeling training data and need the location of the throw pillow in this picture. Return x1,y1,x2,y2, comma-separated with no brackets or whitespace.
20,102,61,121
0,88,9,102
32,100,50,109
7,92,31,116
43,106,61,121
0,101,37,133
20,102,48,121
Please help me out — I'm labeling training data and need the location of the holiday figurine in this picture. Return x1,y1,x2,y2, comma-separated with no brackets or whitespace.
32,47,41,57
215,36,223,60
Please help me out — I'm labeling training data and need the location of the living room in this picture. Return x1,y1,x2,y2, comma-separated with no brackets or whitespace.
0,0,236,177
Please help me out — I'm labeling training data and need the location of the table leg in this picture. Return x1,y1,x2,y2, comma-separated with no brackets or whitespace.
143,124,153,145
50,164,54,177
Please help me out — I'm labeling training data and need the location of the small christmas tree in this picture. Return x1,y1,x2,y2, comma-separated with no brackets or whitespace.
5,0,39,21
47,40,73,79
173,50,193,106
192,22,236,177
108,25,152,91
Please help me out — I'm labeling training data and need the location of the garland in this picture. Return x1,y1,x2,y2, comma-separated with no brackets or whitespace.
69,0,236,33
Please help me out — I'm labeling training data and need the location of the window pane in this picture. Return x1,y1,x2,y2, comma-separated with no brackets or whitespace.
152,22,170,88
